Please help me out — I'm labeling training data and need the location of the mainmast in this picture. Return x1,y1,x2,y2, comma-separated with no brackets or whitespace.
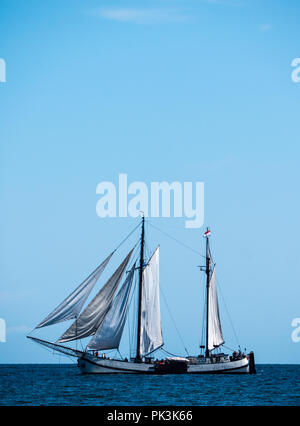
136,215,145,361
205,228,211,358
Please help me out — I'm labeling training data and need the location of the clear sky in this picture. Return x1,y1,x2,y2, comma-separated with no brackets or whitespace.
0,0,299,364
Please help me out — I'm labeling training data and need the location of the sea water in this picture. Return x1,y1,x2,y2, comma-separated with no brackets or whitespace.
0,364,299,406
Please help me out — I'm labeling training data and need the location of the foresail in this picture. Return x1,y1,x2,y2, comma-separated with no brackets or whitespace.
207,266,224,350
139,247,163,357
36,252,113,329
58,249,133,343
87,263,135,351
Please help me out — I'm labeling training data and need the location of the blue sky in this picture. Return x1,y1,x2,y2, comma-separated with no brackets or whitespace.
0,0,299,363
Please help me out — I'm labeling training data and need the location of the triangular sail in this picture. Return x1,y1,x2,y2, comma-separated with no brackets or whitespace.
87,263,136,351
207,266,224,350
139,247,163,357
35,252,113,329
58,249,133,343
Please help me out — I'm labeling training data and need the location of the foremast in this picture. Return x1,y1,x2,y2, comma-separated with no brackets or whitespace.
29,216,163,364
136,215,145,361
203,228,224,357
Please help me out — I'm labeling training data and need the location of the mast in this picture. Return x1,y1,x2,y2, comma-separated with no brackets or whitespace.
136,215,145,361
75,316,77,351
205,228,211,358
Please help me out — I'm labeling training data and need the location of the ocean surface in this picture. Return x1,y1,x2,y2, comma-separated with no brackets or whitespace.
0,364,299,406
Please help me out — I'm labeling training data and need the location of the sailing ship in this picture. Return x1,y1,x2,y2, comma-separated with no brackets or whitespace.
27,217,256,374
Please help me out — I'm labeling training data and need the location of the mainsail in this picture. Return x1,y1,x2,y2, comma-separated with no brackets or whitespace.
87,264,136,351
57,249,133,343
207,266,224,350
35,252,113,329
139,247,163,356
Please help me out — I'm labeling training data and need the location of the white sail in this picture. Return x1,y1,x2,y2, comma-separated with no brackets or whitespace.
58,249,133,343
87,264,135,351
207,266,224,350
36,252,113,329
139,247,163,357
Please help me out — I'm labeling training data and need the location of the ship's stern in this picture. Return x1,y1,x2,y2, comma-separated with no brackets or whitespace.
248,351,256,374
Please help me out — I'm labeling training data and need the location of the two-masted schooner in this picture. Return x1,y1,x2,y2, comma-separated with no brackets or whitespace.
27,217,256,374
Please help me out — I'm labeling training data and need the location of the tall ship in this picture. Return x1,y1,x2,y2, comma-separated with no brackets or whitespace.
27,217,256,374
